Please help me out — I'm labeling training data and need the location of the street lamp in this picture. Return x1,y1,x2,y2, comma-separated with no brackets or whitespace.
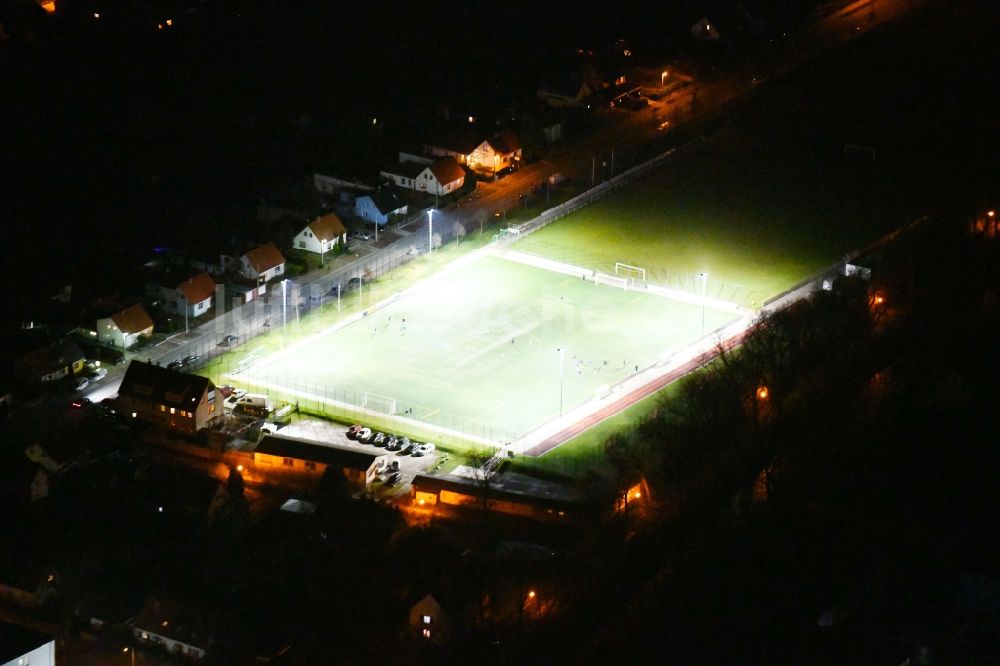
123,647,135,666
661,70,668,87
281,279,288,330
556,347,565,416
699,272,708,337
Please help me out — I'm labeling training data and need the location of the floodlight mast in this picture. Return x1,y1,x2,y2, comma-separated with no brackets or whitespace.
557,347,565,416
700,272,708,338
428,209,434,255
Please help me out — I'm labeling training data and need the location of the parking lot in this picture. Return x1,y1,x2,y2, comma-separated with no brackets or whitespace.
274,418,440,497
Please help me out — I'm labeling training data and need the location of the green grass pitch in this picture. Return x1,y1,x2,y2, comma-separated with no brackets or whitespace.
237,254,738,443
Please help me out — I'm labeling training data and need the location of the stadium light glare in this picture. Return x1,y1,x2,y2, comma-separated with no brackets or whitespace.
699,272,708,337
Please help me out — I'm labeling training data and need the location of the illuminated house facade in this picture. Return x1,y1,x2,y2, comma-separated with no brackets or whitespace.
240,242,285,285
252,435,386,490
96,303,154,349
354,190,408,226
293,213,347,254
467,131,522,174
146,272,216,318
117,361,220,435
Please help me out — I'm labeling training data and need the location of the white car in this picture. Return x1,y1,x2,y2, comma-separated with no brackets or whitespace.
86,367,108,382
72,376,90,392
223,389,248,412
411,443,436,457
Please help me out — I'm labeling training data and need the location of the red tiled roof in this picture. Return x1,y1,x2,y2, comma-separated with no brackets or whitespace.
427,158,465,185
244,242,285,273
308,214,347,242
176,272,215,304
112,303,154,334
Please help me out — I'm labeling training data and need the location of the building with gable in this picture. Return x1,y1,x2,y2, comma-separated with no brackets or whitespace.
96,303,155,349
117,361,220,435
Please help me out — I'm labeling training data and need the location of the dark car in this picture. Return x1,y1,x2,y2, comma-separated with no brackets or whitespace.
385,435,401,451
384,472,401,487
346,424,363,440
219,334,239,347
397,440,413,455
616,93,649,111
167,361,184,371
183,355,201,366
495,166,516,179
371,432,387,447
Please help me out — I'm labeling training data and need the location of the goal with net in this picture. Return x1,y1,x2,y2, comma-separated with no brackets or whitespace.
615,262,646,282
360,392,397,415
594,272,629,290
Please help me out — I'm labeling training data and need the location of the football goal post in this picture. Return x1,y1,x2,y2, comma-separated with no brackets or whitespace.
360,392,397,415
615,262,646,282
594,272,630,290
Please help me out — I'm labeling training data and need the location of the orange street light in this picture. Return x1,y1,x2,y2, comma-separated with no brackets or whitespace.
527,590,536,599
756,386,769,400
661,70,668,87
874,294,885,305
989,210,996,218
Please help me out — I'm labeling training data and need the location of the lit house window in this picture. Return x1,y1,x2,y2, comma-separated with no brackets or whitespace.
422,629,431,639
170,407,176,415
283,458,293,466
304,461,316,471
422,615,432,625
160,405,166,412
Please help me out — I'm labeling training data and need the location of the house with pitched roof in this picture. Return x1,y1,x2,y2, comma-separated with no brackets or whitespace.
422,129,481,164
117,361,220,434
240,242,285,285
96,303,154,349
292,213,347,255
537,78,595,108
146,272,216,319
131,597,210,662
13,337,86,384
380,160,428,190
354,190,409,226
415,158,466,197
468,130,523,175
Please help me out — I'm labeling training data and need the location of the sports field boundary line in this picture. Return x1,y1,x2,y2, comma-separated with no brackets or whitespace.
500,249,744,314
221,375,499,448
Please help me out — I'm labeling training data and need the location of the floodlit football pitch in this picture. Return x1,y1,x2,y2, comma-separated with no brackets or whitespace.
235,251,740,446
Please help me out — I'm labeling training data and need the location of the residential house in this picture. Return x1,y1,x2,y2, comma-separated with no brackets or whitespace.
13,337,86,384
380,160,427,190
409,594,450,645
252,435,387,490
414,158,466,197
292,213,347,255
354,190,409,226
132,597,209,662
467,130,522,175
422,130,481,164
0,622,55,666
97,303,154,350
537,78,595,108
313,172,376,195
240,242,285,288
117,361,220,435
146,272,216,319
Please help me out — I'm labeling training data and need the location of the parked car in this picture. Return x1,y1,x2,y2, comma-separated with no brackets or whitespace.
346,424,363,439
384,472,401,487
86,367,108,382
357,231,372,241
217,384,236,398
219,334,239,347
72,376,90,392
397,440,413,455
385,460,400,473
167,360,184,371
356,427,373,442
183,355,201,366
385,435,400,451
495,165,516,179
371,432,387,447
71,397,92,409
411,443,436,457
